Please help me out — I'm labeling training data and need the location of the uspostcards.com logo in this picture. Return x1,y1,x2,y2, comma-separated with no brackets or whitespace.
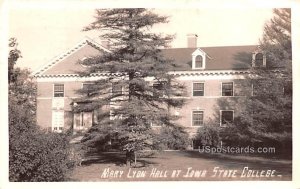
198,144,276,154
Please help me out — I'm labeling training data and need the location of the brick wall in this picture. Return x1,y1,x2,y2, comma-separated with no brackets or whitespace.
36,76,251,134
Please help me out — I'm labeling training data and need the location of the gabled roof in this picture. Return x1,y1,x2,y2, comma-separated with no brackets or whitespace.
161,45,257,71
33,37,110,76
34,37,258,77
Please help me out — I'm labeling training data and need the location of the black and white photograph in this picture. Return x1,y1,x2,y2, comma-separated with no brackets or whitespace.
1,0,300,188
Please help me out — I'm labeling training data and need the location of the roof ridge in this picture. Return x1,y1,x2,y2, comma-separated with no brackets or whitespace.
162,45,258,50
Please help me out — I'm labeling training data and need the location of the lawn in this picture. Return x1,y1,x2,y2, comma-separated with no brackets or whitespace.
69,151,292,181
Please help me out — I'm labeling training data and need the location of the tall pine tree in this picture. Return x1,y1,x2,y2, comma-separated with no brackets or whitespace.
224,9,292,154
260,8,291,69
75,9,186,165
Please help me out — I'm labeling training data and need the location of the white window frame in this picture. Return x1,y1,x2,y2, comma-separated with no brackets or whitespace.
52,110,64,132
192,49,206,70
221,82,234,96
252,52,266,67
194,55,203,69
191,110,204,127
74,111,93,131
192,82,205,97
53,83,64,98
220,110,234,127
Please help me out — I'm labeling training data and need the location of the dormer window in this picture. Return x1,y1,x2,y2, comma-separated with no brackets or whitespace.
255,53,264,67
195,56,203,68
192,48,207,70
252,49,266,67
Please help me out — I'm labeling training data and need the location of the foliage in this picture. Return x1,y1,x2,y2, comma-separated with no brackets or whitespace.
225,9,292,151
153,126,190,150
9,68,37,133
260,8,291,68
8,38,22,83
9,132,73,181
8,38,74,181
76,9,187,164
195,121,220,147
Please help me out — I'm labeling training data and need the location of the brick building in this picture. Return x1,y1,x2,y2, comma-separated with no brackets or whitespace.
34,35,266,138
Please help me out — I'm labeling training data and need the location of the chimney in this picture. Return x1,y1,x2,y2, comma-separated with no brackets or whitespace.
187,34,198,48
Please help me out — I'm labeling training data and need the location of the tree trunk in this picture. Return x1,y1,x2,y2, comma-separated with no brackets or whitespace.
125,151,130,166
134,151,137,167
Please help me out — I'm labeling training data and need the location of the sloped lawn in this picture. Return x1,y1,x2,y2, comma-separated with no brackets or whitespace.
69,151,292,181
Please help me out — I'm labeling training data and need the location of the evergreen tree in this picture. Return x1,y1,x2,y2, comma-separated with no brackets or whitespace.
8,38,22,84
77,9,186,165
260,8,291,68
9,39,74,181
224,9,292,153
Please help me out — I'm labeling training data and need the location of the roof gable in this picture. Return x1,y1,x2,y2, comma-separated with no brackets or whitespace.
192,48,205,56
34,38,109,76
35,37,258,77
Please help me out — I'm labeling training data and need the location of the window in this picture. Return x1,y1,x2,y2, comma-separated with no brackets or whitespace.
255,53,264,67
192,110,204,126
192,49,206,70
112,84,122,96
195,55,203,68
222,82,233,96
220,110,234,126
54,84,64,97
193,83,204,96
52,111,64,132
74,112,93,130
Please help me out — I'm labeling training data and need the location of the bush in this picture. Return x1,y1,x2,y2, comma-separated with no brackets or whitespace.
153,126,190,150
195,124,220,147
9,58,74,181
9,131,74,182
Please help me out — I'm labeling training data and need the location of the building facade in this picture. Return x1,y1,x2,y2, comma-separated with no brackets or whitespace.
34,36,266,138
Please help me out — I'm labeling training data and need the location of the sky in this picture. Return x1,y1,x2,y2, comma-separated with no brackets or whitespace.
9,5,274,72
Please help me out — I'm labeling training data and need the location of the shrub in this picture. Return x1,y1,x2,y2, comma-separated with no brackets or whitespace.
9,58,74,181
195,123,220,147
153,126,190,150
9,131,74,181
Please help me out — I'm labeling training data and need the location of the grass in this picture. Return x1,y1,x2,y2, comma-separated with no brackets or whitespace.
69,150,292,181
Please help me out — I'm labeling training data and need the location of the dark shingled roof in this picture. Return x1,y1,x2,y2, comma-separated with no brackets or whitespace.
35,41,259,76
161,45,257,71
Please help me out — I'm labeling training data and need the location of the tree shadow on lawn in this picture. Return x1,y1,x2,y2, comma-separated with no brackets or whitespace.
182,151,292,178
82,151,159,168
